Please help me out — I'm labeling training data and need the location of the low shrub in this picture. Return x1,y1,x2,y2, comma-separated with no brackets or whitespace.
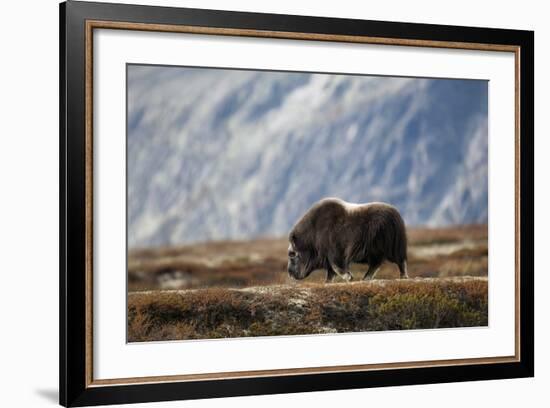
128,277,488,342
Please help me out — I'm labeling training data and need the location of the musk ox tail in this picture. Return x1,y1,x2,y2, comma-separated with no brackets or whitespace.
392,211,407,262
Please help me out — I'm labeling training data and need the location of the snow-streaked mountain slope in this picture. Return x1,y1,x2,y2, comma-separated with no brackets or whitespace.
127,65,488,248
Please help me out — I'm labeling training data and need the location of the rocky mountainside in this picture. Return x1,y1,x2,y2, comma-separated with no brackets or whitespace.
127,65,488,248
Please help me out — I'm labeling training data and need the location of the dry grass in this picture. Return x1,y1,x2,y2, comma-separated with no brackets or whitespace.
128,277,488,342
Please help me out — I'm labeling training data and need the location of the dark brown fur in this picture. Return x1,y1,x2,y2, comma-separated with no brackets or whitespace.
287,198,408,282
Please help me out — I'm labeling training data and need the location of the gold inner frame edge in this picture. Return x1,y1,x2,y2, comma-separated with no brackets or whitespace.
84,19,522,388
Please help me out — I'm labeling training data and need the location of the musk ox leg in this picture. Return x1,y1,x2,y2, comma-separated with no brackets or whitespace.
363,262,382,281
329,262,353,282
399,261,409,279
325,267,337,283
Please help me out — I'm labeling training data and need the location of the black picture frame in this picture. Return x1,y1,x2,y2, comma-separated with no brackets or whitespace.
60,1,534,406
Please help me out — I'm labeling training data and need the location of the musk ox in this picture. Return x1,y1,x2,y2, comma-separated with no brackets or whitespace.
287,198,408,282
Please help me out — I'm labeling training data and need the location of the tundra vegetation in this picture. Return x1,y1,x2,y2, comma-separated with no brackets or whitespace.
128,224,488,342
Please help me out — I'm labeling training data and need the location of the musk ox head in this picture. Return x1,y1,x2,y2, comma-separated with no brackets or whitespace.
286,242,301,279
287,221,320,280
287,198,347,280
287,236,315,280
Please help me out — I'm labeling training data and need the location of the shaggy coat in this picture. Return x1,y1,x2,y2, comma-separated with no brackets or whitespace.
287,198,408,282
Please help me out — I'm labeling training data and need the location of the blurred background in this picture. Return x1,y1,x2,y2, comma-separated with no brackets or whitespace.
127,65,488,290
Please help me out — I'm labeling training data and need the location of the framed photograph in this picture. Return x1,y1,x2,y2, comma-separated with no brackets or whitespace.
60,1,534,406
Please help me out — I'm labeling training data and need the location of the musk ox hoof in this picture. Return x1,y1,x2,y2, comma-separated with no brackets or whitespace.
343,273,353,282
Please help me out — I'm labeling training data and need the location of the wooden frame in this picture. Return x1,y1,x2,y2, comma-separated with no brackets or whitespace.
60,1,534,406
